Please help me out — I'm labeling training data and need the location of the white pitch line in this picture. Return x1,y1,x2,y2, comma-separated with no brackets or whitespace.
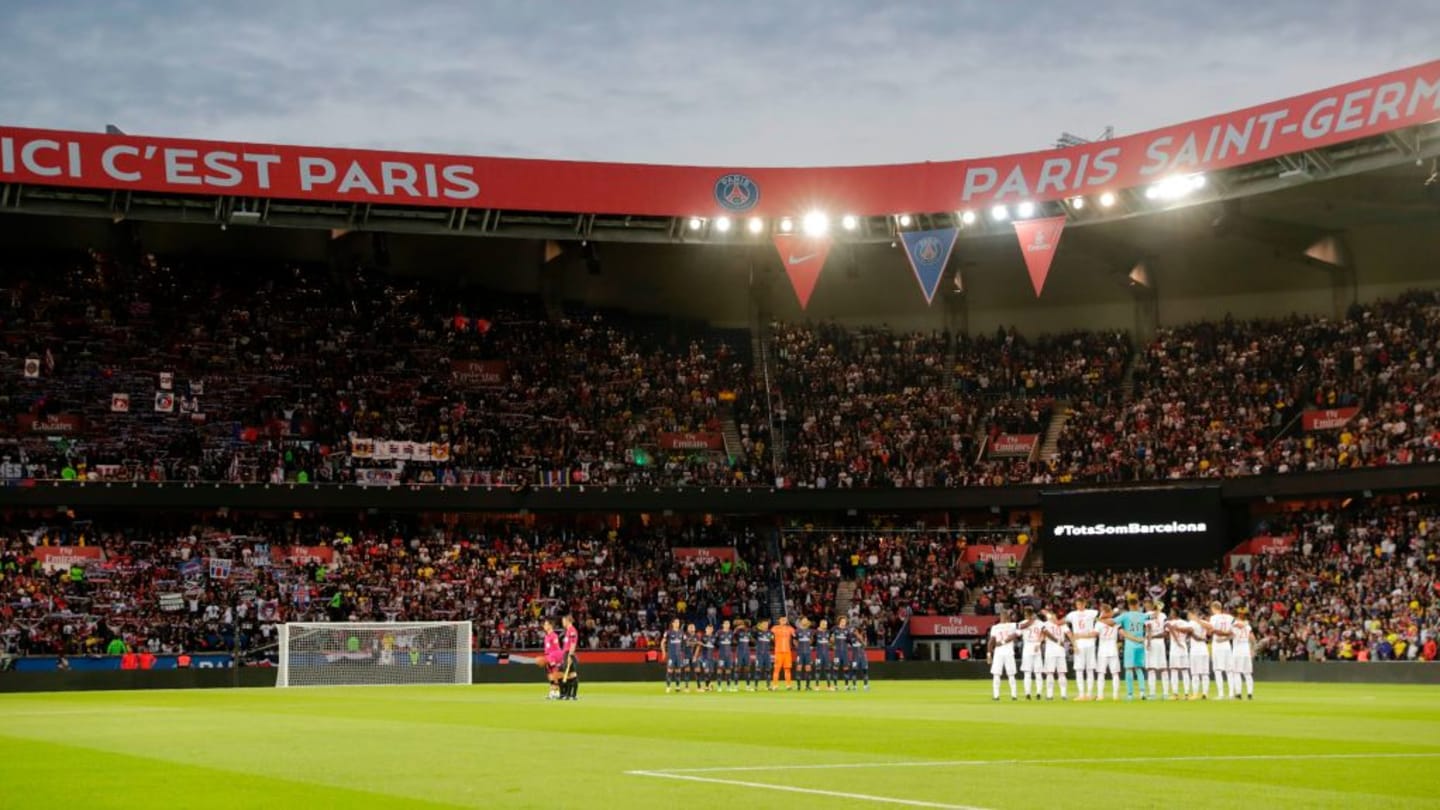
643,751,1440,775
626,770,993,810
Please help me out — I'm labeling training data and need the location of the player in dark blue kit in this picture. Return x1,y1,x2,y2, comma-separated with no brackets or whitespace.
699,625,718,692
815,619,835,691
833,616,853,689
795,618,815,691
754,620,774,691
734,621,754,691
664,618,686,693
717,620,737,692
683,623,701,693
848,624,870,691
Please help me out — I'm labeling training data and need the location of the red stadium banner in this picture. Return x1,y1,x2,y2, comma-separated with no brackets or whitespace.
960,544,1030,566
270,546,336,565
671,547,738,564
908,615,998,637
985,433,1039,458
658,432,725,451
773,233,832,309
16,413,84,435
34,546,105,573
2,63,1433,216
450,359,507,386
1012,217,1066,296
1302,406,1360,431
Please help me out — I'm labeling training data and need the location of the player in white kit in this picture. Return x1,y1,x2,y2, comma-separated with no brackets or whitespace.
1230,606,1256,700
1143,599,1169,699
1164,615,1192,700
986,609,1020,701
1062,598,1100,701
1041,610,1069,700
1019,606,1045,700
1185,608,1211,699
1094,603,1123,701
1206,601,1236,699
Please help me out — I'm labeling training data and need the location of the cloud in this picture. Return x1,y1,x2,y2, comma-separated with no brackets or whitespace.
0,1,1433,165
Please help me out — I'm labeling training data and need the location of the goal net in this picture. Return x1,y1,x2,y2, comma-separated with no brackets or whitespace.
276,621,472,688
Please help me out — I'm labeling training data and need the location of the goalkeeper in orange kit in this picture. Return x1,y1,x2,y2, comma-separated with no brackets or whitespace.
770,615,796,690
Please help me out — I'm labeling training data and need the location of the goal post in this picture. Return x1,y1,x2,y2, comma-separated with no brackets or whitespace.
276,621,472,688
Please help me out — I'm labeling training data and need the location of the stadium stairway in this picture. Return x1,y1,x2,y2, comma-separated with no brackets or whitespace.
1037,400,1072,460
720,407,743,462
834,579,858,618
1119,351,1140,401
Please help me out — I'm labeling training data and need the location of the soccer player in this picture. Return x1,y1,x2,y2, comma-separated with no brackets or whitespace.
1094,604,1122,701
683,622,701,693
1207,601,1236,699
699,625,718,692
986,608,1020,701
663,618,685,693
1113,596,1149,700
1185,608,1210,700
795,618,815,691
542,619,563,700
1018,606,1045,700
1041,610,1069,700
560,615,581,701
1063,598,1099,700
771,616,796,690
1163,613,1191,701
717,620,736,692
1231,606,1256,700
833,616,853,690
1144,599,1170,699
735,621,754,691
849,624,870,691
815,619,835,691
755,620,775,691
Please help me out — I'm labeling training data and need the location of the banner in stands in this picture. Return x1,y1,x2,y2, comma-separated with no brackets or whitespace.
773,233,833,309
671,547,738,564
1302,406,1361,431
34,546,104,572
349,438,451,462
1040,486,1226,571
16,414,84,434
270,546,336,565
658,432,725,451
960,544,1029,566
450,359,507,386
1,62,1435,214
354,467,404,486
1013,216,1066,297
908,615,998,637
986,433,1039,458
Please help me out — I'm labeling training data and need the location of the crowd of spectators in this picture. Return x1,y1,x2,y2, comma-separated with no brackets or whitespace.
769,323,1130,488
0,251,766,488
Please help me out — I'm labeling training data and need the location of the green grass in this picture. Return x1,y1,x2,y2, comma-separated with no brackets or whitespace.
2,681,1439,809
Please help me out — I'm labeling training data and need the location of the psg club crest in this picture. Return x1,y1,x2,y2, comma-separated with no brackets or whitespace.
714,173,759,212
917,236,943,263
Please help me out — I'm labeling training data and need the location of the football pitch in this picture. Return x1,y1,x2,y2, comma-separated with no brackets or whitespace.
2,681,1438,809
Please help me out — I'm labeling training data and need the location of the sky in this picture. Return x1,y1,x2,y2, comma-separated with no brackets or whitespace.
0,1,1433,167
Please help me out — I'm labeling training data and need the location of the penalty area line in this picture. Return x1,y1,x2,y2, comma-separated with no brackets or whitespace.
644,751,1440,775
625,770,993,810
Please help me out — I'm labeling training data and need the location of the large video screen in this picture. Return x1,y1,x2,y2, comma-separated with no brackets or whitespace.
1040,486,1226,571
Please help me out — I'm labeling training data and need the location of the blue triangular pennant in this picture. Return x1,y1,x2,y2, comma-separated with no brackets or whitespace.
899,227,958,305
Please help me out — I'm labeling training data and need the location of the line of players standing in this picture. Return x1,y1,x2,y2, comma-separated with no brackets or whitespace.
663,615,871,692
985,596,1258,702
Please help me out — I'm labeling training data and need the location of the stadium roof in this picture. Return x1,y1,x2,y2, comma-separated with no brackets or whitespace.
0,61,1436,246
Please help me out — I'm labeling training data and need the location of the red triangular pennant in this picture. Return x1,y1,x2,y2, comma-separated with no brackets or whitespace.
1012,216,1066,297
773,234,833,309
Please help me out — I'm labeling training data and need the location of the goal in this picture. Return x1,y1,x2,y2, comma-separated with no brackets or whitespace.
276,621,472,688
